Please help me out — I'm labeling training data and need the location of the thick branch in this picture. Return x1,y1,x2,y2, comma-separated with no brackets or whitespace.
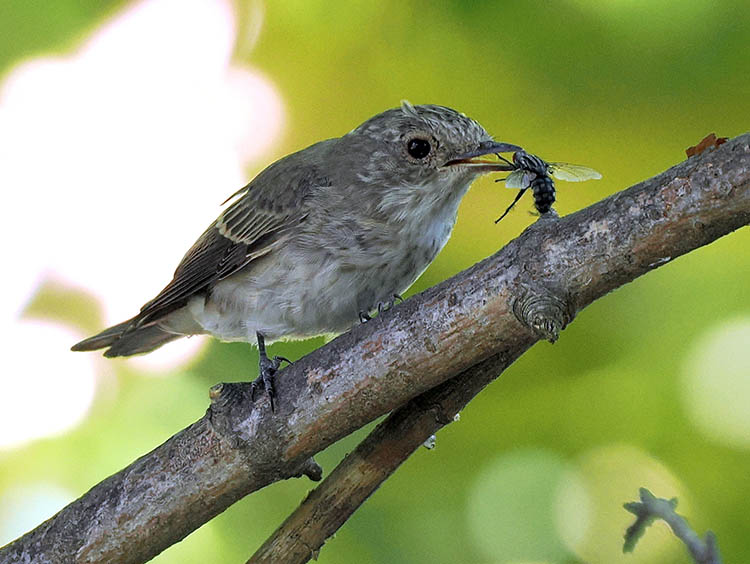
1,135,748,564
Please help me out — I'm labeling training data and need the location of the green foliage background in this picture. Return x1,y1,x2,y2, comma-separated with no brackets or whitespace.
1,1,749,563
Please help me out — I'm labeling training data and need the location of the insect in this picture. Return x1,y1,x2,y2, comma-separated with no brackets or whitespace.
494,150,601,223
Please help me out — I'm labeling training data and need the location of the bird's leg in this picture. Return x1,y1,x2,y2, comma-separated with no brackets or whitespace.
250,331,291,412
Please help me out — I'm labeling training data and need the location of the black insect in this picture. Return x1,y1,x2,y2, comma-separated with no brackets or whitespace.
494,150,601,223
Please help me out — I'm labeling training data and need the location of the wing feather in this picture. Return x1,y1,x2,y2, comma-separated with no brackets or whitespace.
134,200,302,326
130,152,334,327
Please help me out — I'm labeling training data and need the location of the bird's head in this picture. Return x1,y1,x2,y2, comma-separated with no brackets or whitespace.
344,101,520,190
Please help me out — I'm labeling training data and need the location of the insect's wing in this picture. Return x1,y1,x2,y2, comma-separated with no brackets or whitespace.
504,169,534,189
549,163,602,182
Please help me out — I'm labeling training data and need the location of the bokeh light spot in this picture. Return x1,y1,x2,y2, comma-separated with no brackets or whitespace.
0,320,97,450
681,317,750,449
0,0,285,382
553,466,591,552
559,444,686,563
129,335,208,374
465,449,572,563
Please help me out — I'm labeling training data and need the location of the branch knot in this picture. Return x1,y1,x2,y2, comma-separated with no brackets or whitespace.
510,283,575,343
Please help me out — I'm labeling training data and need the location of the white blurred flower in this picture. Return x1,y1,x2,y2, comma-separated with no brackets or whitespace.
682,317,750,449
0,320,97,449
0,0,284,446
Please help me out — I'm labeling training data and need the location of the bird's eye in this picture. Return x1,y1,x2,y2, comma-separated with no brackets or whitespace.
407,138,431,159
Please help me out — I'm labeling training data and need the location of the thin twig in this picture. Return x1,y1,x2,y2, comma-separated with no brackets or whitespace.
624,488,722,564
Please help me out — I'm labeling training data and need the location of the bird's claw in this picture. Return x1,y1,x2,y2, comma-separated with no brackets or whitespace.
377,294,404,314
362,294,405,321
251,355,291,412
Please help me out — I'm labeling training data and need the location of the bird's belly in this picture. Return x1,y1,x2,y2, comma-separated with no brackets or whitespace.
188,235,446,344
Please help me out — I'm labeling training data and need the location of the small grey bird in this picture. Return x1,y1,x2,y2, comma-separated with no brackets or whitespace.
72,101,521,406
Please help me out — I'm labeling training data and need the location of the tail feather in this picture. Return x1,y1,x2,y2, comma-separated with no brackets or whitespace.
71,318,136,352
72,318,182,357
103,325,182,357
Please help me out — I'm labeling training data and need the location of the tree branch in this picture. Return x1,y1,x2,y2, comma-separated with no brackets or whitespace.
247,350,519,564
1,135,748,564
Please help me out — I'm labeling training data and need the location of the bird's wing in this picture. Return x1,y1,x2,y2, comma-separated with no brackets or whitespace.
132,162,330,327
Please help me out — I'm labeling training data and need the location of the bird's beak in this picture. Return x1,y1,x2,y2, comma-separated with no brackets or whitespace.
443,140,522,172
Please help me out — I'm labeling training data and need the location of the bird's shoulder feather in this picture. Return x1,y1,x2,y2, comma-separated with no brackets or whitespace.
133,149,335,327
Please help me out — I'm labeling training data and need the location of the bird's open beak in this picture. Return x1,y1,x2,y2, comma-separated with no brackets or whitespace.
443,140,522,172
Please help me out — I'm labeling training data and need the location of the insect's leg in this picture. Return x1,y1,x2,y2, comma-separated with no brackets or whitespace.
495,189,528,224
495,153,514,167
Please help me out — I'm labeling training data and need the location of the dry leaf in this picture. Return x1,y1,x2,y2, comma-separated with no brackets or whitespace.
686,133,728,157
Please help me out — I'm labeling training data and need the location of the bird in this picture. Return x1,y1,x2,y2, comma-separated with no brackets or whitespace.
72,101,521,408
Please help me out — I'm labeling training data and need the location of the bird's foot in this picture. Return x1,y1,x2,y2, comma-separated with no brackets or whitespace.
250,355,292,412
376,293,404,315
252,332,292,412
361,294,404,322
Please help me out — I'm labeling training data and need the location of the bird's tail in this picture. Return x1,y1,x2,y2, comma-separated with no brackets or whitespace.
71,318,181,357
